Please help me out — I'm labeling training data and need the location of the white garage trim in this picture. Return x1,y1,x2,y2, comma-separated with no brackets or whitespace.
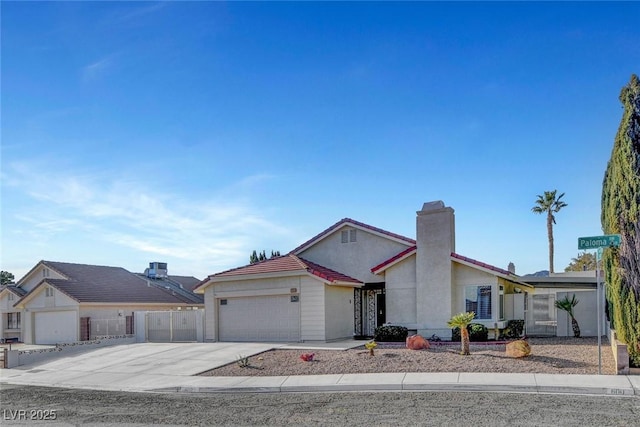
34,310,78,344
213,288,296,298
218,295,300,342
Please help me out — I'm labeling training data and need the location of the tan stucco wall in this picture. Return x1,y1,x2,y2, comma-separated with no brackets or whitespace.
23,286,78,310
298,225,412,283
1,292,19,311
452,263,500,328
384,255,417,326
18,264,65,292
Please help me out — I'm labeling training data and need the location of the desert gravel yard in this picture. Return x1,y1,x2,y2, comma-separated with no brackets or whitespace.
201,337,617,377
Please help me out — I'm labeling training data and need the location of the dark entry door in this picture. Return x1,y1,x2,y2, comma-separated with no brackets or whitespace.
376,293,386,327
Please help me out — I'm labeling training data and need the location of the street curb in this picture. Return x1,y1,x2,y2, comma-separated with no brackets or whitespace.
146,373,639,397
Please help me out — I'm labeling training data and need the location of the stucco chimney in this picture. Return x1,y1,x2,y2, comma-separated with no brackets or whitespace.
508,262,516,274
415,201,455,338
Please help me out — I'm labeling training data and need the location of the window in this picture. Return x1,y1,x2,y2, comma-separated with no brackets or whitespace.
341,230,349,243
8,293,14,301
7,312,21,329
350,229,357,242
42,268,49,278
499,286,505,321
465,285,492,320
45,287,54,297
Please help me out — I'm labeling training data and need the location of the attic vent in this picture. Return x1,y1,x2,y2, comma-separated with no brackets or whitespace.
341,229,357,243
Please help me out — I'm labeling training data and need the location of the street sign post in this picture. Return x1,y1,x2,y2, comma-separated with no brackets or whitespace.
577,234,620,375
578,234,620,250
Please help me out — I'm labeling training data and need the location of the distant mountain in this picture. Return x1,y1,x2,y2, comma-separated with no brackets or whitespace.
525,270,549,277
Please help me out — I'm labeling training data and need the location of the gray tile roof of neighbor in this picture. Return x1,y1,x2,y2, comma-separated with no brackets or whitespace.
33,261,202,304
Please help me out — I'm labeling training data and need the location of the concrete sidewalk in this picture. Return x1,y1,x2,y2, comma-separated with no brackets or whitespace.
2,367,639,397
1,341,639,397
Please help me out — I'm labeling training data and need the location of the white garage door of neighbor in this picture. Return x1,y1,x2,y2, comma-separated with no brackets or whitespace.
219,295,300,342
35,311,78,344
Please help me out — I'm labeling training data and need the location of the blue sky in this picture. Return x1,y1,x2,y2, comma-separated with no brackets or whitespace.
2,1,639,280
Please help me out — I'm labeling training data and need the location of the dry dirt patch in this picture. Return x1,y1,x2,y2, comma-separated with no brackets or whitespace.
200,337,616,377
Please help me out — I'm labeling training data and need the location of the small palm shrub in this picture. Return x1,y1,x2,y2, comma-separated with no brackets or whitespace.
448,312,476,355
374,325,408,342
555,294,581,338
364,341,377,356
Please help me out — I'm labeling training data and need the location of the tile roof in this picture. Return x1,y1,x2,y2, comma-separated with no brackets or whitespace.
135,274,204,304
300,257,362,284
0,285,27,297
290,218,415,254
450,253,514,277
15,261,203,304
199,254,361,286
372,249,516,278
167,275,202,292
371,245,417,274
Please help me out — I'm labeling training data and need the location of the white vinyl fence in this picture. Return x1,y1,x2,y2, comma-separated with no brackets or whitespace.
134,310,204,343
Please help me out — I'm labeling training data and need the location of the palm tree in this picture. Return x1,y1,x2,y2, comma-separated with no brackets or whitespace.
447,312,476,355
532,190,568,273
555,294,581,338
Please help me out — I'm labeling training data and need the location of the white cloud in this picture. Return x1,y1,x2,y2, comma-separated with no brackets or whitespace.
82,53,120,82
3,162,292,277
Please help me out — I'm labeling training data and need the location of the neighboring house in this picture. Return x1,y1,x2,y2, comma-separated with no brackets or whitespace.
195,201,535,342
0,285,27,342
520,271,599,337
2,261,203,344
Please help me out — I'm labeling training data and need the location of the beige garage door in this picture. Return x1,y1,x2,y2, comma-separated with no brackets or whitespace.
218,295,300,342
35,311,78,344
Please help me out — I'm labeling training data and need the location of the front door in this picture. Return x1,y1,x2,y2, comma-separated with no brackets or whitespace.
354,284,385,338
376,293,386,327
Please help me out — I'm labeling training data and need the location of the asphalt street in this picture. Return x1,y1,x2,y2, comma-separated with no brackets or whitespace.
1,384,639,426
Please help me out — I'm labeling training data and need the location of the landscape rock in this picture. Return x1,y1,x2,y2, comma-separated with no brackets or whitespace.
406,334,430,350
300,353,315,362
505,340,531,358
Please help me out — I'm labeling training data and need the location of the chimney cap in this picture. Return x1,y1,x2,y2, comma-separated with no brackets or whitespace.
420,200,445,211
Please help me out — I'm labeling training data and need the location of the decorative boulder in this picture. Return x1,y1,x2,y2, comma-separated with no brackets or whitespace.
300,353,315,362
505,340,531,358
406,334,430,350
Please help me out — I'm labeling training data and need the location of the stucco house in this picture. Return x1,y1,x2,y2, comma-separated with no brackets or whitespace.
195,201,536,342
1,261,203,344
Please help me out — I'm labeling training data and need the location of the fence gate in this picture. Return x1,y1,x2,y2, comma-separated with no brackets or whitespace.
146,310,198,342
526,294,557,336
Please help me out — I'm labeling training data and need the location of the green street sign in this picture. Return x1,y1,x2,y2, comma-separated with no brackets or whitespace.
578,234,621,250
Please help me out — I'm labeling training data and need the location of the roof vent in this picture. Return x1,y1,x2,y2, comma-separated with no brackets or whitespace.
146,262,168,279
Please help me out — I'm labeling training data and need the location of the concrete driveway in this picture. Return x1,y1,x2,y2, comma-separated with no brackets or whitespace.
0,342,280,391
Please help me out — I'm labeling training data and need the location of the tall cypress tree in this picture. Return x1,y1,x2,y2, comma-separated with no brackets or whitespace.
601,74,640,365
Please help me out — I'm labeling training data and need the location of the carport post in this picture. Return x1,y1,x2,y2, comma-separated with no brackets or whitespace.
596,248,602,375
